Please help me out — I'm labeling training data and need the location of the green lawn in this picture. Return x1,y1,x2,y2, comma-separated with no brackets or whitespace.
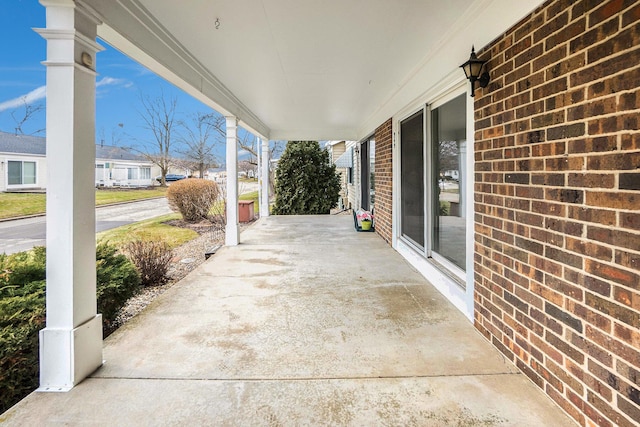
96,213,197,250
0,193,46,219
1,188,260,249
0,188,167,220
95,187,167,205
99,192,260,250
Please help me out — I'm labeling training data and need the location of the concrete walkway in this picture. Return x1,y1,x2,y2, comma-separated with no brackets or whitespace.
2,215,574,426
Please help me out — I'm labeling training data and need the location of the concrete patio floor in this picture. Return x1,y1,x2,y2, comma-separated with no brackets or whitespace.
2,215,574,426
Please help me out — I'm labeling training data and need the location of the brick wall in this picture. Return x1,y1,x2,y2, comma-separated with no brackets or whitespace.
473,1,640,426
374,118,393,244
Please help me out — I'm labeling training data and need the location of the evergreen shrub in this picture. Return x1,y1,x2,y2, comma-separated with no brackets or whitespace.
272,141,341,215
0,243,140,413
96,242,141,326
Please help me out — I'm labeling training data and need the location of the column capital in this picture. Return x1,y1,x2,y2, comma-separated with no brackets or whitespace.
35,28,104,52
39,0,74,8
39,0,103,26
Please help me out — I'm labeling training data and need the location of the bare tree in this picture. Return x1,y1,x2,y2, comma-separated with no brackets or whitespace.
437,140,459,178
238,160,256,178
237,132,259,165
170,158,195,177
204,116,283,197
206,117,284,165
11,98,45,135
135,93,178,186
109,123,125,146
177,112,221,178
97,126,123,147
237,136,285,166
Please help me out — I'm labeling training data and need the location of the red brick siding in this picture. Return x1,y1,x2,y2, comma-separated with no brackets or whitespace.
374,118,393,244
474,1,640,426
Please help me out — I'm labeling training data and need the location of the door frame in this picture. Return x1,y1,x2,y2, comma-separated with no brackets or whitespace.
391,73,475,321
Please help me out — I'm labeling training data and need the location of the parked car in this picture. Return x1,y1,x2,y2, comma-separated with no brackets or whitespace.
156,174,187,183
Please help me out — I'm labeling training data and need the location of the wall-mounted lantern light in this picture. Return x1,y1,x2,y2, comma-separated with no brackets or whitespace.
460,46,490,97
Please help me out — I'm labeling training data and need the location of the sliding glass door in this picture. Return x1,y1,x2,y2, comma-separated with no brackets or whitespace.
398,90,467,279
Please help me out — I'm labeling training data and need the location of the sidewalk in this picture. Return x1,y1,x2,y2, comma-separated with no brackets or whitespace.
2,215,574,426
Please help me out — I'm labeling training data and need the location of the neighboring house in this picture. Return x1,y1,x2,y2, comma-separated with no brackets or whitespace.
328,141,348,209
0,131,159,191
0,132,47,192
328,141,346,209
208,167,227,184
95,145,161,188
332,140,374,213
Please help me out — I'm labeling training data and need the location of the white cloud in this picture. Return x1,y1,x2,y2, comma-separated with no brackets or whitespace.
0,86,46,112
96,76,128,88
96,77,134,99
95,77,134,98
0,77,133,112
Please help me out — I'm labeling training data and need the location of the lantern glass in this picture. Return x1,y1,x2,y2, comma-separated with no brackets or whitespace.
461,62,472,79
469,61,484,78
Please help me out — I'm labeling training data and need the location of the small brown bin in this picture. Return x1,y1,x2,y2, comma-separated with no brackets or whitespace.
238,200,255,222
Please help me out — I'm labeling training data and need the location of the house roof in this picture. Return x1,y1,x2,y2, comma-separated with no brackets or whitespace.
0,132,46,156
0,131,146,162
95,145,146,162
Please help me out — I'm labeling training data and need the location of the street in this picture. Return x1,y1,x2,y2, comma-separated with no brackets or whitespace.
0,198,172,255
0,182,260,255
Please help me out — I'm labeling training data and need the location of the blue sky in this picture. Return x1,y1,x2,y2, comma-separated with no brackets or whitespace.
0,0,259,163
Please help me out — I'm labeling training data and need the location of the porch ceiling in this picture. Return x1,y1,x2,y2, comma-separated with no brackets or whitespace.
84,0,542,140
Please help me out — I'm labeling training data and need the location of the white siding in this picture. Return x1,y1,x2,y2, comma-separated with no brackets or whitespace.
0,154,45,191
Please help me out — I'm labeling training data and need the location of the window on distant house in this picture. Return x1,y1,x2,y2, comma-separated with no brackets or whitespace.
8,160,36,185
140,167,151,179
127,168,137,180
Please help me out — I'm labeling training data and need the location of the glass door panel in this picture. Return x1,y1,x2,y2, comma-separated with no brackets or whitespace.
400,110,425,248
8,161,22,185
360,139,369,210
23,162,36,184
431,94,466,270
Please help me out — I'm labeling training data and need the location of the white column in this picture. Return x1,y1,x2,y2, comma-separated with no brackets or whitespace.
260,137,270,217
256,136,262,212
225,116,239,245
36,0,103,391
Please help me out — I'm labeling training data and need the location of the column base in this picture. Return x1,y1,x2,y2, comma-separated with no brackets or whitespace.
38,314,103,392
225,223,240,246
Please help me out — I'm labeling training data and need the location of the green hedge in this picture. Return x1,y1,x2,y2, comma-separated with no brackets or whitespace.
0,244,140,414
